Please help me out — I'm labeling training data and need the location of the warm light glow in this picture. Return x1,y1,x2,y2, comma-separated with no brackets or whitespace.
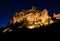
8,29,13,32
3,6,60,33
2,28,9,33
9,6,54,29
53,13,60,19
28,26,35,29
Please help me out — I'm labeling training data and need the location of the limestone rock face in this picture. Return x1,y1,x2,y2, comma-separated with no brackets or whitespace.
10,7,53,24
3,6,57,33
9,6,54,29
53,13,60,20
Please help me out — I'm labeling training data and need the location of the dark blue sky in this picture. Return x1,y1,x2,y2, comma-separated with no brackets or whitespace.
0,0,60,27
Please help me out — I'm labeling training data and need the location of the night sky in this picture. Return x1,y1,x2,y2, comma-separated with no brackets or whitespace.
0,0,60,27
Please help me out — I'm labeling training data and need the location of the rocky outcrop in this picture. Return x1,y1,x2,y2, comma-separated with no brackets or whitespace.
2,6,60,33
